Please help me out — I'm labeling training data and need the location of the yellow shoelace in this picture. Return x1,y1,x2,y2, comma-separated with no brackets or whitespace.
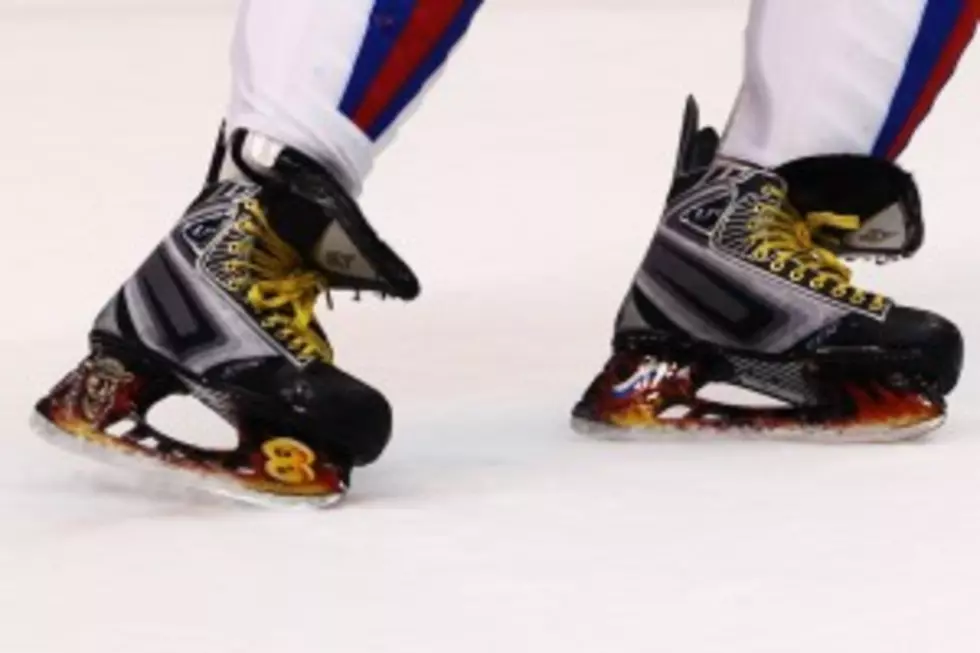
746,185,886,311
226,198,333,363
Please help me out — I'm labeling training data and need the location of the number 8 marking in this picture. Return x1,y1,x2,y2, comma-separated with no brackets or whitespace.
261,437,317,485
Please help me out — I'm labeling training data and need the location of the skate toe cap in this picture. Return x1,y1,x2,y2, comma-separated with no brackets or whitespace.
909,310,962,395
827,308,963,395
276,363,392,466
879,308,963,394
291,364,393,466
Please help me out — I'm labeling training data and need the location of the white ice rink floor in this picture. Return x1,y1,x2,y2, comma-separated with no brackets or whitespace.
3,2,980,652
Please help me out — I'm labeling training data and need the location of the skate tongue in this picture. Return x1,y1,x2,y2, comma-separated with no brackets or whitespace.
841,204,909,252
776,155,924,261
230,131,421,300
310,220,391,283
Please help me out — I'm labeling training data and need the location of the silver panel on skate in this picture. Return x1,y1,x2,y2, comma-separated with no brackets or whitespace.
120,235,293,374
5,3,980,653
632,228,851,353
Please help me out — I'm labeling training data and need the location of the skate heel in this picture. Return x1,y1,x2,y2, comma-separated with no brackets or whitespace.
572,349,705,434
33,340,348,507
35,341,180,444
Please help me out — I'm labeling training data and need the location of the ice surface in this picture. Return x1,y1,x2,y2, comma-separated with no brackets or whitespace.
3,2,980,652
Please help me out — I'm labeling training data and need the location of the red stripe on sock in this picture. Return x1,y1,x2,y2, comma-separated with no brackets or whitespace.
352,0,465,132
886,2,978,159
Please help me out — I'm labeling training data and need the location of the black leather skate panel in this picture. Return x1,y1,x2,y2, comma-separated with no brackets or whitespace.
812,307,963,394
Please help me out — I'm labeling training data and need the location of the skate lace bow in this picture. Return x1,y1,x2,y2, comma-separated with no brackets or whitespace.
747,184,886,310
230,199,332,362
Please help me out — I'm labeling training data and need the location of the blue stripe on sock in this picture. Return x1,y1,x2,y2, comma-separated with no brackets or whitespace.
339,0,418,121
364,0,483,140
872,0,964,157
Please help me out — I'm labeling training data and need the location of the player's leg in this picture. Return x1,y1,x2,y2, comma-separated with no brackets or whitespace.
573,0,974,441
33,0,484,506
722,0,978,165
225,0,483,194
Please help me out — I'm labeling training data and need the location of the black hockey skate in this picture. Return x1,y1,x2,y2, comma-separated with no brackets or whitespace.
573,100,962,442
33,130,419,506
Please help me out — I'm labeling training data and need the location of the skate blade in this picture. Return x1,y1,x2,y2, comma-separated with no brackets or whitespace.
30,412,345,510
574,352,949,444
570,414,945,444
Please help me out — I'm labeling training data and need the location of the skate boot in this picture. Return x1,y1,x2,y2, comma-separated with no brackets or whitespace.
573,100,962,442
32,129,420,506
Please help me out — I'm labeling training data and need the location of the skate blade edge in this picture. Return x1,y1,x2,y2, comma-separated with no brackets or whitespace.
29,412,346,510
570,415,946,444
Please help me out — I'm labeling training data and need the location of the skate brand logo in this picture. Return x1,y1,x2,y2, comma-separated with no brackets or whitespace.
181,182,257,253
845,203,908,251
182,216,225,251
321,251,356,272
684,206,724,228
855,228,899,244
673,186,734,237
313,222,374,280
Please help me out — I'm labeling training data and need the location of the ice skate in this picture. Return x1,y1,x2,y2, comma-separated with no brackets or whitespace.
32,130,420,506
573,99,963,443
